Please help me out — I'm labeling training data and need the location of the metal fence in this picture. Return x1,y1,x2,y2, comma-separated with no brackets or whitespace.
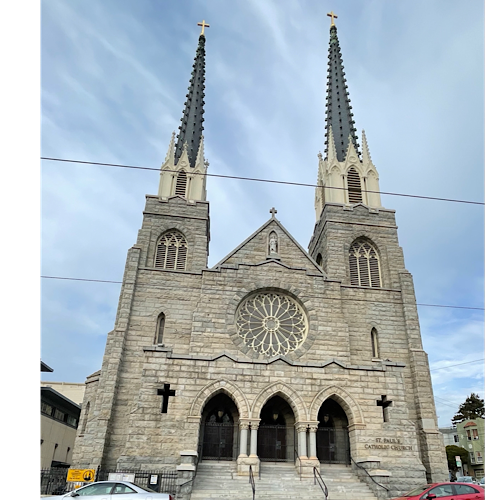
41,467,177,496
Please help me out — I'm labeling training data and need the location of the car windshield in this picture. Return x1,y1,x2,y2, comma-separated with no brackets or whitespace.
457,477,473,482
402,485,433,496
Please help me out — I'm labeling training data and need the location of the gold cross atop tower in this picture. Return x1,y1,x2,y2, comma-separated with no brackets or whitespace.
197,20,210,35
327,11,338,27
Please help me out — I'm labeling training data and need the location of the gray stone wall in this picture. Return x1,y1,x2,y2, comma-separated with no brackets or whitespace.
72,195,447,491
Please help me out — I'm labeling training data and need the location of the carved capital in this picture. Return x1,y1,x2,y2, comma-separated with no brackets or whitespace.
249,419,260,430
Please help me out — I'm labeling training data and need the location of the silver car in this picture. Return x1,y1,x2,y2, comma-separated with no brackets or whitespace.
456,476,477,484
42,481,173,499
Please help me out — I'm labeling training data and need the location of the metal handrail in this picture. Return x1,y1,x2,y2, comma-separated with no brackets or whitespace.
176,444,203,492
294,449,302,480
249,465,256,500
352,460,389,492
313,467,328,500
294,449,302,481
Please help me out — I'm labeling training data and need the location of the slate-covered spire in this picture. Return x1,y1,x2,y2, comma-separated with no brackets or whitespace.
174,32,207,168
325,19,359,162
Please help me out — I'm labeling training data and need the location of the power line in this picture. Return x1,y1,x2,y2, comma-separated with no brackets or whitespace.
430,359,485,372
40,275,485,311
40,157,485,206
435,398,460,409
435,396,462,406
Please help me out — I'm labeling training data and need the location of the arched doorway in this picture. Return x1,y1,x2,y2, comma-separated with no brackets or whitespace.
316,398,350,465
257,396,296,462
200,393,239,461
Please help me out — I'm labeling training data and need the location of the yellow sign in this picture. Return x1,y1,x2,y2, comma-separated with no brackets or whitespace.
66,469,96,483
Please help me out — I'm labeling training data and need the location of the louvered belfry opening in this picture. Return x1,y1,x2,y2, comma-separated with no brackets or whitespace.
349,239,381,288
175,170,188,197
154,231,188,270
347,168,362,204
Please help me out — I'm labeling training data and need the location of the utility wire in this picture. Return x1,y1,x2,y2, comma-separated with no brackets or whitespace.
40,275,485,311
430,359,485,372
40,157,485,206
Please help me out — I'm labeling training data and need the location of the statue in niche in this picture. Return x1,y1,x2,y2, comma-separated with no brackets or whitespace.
269,232,278,254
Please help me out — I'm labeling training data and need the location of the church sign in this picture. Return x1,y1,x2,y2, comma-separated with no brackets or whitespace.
364,437,413,451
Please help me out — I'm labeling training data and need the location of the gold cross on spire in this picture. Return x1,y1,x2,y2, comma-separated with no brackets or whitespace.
327,11,338,27
197,20,210,35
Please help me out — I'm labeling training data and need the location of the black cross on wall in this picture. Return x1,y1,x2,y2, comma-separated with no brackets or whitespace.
157,383,176,414
377,395,393,423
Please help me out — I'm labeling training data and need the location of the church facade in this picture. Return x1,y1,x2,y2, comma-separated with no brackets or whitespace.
71,17,448,497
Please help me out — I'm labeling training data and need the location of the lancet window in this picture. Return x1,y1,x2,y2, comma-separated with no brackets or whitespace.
175,170,188,197
154,231,188,270
347,167,363,204
371,328,379,358
156,313,165,344
348,239,381,288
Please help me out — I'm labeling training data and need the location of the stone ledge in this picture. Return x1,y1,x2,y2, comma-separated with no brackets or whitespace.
166,352,397,371
176,464,196,472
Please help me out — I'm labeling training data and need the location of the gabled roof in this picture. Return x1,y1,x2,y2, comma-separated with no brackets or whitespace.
464,421,478,428
212,216,325,275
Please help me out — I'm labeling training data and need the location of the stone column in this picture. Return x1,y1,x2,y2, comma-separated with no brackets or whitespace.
250,421,259,457
237,419,260,476
309,424,318,460
296,423,308,459
239,421,249,458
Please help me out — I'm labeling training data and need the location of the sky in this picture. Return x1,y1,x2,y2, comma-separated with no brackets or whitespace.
36,0,486,429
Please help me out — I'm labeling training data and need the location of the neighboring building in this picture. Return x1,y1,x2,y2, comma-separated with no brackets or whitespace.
456,418,485,479
41,361,54,373
41,382,86,406
439,426,459,447
41,387,82,468
71,16,448,499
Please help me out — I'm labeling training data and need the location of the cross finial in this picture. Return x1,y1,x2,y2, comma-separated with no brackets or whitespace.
270,207,277,218
327,11,338,27
197,20,210,35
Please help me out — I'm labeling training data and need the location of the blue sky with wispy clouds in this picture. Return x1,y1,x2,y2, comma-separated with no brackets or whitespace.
40,0,484,427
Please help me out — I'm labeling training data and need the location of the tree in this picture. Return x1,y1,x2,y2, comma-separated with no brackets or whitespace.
451,393,485,424
445,445,469,478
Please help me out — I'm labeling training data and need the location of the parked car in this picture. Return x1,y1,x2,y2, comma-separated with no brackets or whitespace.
456,476,477,484
479,476,485,488
390,482,485,499
41,481,174,499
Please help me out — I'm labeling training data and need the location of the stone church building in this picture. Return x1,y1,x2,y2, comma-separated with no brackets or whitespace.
72,16,448,498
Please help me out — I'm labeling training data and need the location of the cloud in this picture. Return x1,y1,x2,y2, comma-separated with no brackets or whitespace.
41,0,484,422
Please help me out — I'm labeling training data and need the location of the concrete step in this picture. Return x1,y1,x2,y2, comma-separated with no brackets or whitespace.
190,461,378,500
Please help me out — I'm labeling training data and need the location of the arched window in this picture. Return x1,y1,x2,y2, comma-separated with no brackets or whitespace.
371,328,379,358
156,313,165,344
316,253,323,266
81,401,90,434
349,239,382,287
347,167,363,204
154,231,188,270
175,170,187,196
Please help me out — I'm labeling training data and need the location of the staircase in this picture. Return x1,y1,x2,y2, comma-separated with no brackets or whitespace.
189,461,379,500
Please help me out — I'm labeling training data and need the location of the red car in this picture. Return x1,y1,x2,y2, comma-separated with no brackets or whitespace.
391,482,484,499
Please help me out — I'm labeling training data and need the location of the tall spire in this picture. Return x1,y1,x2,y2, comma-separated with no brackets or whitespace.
325,13,359,162
158,23,209,202
174,29,208,168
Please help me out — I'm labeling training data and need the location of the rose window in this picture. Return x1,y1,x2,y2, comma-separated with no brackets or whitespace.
236,293,308,356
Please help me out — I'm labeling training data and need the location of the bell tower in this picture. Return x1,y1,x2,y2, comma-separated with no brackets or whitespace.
308,12,447,483
314,13,382,222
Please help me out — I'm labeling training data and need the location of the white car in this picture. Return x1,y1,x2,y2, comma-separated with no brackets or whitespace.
456,476,477,484
42,481,174,499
